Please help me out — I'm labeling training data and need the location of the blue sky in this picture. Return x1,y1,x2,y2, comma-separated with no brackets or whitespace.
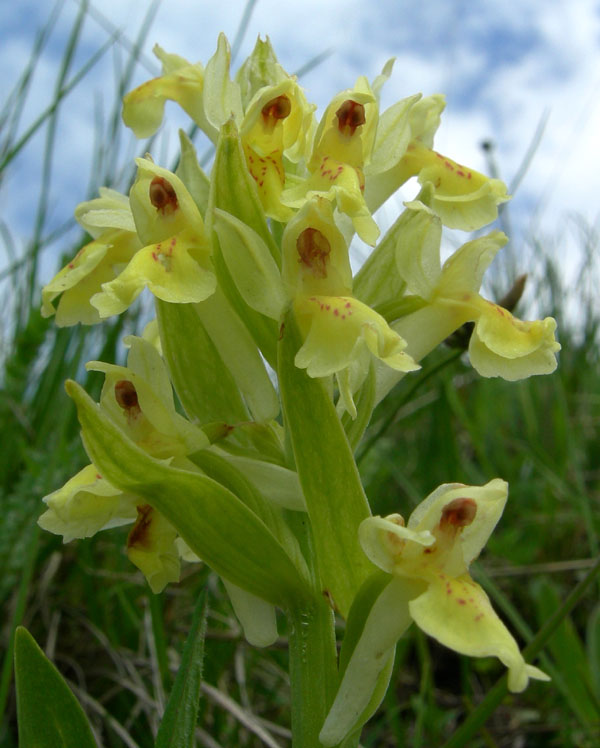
1,0,599,298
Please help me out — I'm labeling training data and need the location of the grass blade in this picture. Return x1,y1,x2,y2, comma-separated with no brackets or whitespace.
155,589,209,748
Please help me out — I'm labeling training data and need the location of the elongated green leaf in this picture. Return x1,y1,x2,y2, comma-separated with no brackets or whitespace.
222,579,278,647
213,450,306,511
156,300,249,424
209,119,280,261
320,575,416,746
195,289,279,422
278,311,373,617
206,119,280,365
189,448,308,579
14,627,97,748
213,208,287,320
175,130,211,216
66,380,309,606
155,590,209,748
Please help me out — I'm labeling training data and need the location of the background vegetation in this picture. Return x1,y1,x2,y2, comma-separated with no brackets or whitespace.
1,3,599,746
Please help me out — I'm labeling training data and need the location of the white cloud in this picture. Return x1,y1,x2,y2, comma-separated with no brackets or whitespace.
1,0,599,294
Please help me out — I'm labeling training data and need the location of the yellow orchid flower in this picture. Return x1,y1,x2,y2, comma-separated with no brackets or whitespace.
360,480,549,691
395,140,509,230
122,35,315,222
282,80,380,245
122,44,206,139
236,37,316,219
90,158,216,317
38,464,138,541
321,479,549,744
41,188,141,325
364,92,508,231
282,197,418,416
122,35,246,143
126,504,180,593
87,335,208,458
38,464,191,594
38,336,207,592
241,78,314,221
394,203,560,379
41,230,141,326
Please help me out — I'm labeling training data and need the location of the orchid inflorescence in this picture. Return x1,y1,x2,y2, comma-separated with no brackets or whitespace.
39,34,556,744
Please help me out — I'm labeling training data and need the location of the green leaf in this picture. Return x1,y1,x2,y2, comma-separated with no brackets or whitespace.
189,448,308,578
213,208,287,320
212,450,306,511
194,289,280,422
155,589,209,748
14,627,97,748
209,119,280,263
320,575,416,746
156,299,249,424
222,579,278,647
278,310,373,617
175,130,210,216
66,380,309,606
206,118,280,366
203,33,243,132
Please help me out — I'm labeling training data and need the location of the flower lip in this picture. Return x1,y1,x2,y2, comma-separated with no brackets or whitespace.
149,176,179,215
297,227,331,278
439,498,477,532
336,99,366,136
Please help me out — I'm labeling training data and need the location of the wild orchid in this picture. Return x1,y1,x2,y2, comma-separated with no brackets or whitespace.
37,33,558,747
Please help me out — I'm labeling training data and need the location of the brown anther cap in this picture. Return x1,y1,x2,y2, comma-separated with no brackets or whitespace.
262,95,292,122
115,380,139,410
336,99,366,136
297,228,331,279
440,498,477,529
149,176,178,214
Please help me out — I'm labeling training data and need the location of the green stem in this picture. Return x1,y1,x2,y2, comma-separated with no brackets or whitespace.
287,599,338,748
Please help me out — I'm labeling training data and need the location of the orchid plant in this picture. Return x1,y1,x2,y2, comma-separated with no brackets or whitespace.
35,34,559,746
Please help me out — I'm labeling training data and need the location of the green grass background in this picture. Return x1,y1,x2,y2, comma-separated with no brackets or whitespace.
1,3,599,746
